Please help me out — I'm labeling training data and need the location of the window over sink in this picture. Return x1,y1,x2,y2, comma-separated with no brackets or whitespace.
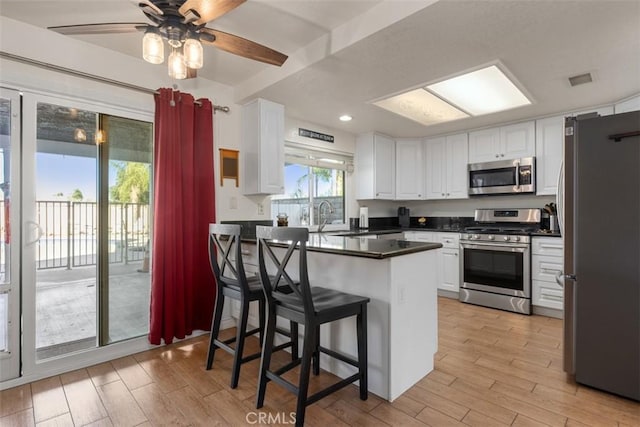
271,145,351,227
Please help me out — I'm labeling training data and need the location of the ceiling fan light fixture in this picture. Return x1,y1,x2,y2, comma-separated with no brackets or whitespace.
142,27,164,64
184,34,203,69
168,48,187,80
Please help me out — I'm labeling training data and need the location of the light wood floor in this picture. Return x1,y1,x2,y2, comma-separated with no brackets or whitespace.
1,297,638,426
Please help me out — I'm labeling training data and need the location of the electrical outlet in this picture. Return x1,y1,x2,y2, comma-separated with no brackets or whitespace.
257,203,264,215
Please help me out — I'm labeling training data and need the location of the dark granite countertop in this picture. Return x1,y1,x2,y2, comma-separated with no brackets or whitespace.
268,234,442,259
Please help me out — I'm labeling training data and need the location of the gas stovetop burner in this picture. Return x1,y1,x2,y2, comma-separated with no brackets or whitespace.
463,226,537,235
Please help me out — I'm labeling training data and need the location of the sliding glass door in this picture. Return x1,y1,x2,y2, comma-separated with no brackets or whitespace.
0,88,21,381
22,92,152,373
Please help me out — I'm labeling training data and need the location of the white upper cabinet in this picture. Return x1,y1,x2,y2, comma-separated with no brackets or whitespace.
445,133,469,199
242,98,285,195
395,138,424,200
614,95,640,114
469,121,535,163
356,132,395,200
535,115,564,195
424,133,468,200
468,128,500,163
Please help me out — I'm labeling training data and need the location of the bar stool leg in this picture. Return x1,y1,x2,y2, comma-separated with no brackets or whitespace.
257,310,277,409
295,324,316,427
258,299,266,346
290,321,299,361
313,325,320,376
357,304,368,400
206,290,225,370
230,298,250,389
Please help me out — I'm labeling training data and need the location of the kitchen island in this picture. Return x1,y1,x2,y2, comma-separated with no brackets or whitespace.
266,234,442,401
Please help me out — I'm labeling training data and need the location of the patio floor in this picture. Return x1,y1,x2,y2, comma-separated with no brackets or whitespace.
36,260,150,359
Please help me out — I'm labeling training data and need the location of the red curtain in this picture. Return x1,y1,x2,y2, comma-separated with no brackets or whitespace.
149,88,216,345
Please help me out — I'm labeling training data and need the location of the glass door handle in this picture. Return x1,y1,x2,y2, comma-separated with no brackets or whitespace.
25,221,43,246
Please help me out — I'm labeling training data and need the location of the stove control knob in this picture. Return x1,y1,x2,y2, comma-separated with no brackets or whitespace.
503,236,509,241
514,236,520,242
472,234,479,240
488,235,494,240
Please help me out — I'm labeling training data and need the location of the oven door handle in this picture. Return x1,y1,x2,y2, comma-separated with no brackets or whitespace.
515,160,521,190
460,242,529,252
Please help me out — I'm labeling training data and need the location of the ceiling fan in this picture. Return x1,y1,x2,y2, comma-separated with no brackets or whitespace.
47,0,288,79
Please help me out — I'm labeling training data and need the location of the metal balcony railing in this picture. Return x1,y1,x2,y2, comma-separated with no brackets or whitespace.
33,201,150,270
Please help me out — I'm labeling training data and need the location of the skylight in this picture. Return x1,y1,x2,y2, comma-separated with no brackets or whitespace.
373,64,532,126
373,88,469,126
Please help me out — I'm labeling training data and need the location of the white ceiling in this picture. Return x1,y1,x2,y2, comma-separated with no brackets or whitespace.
2,0,639,138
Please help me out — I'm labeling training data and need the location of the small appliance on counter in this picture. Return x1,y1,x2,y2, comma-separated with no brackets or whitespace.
398,207,410,228
359,207,369,229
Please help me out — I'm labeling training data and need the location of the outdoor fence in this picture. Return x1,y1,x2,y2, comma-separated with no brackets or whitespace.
271,196,344,227
34,201,150,270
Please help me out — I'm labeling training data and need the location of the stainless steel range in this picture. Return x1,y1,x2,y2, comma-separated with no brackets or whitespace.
459,208,541,314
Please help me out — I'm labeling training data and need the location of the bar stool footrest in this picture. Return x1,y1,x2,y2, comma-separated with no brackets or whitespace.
318,346,358,368
306,373,361,406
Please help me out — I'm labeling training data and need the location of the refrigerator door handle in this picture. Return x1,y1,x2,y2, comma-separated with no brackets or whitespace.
556,272,576,287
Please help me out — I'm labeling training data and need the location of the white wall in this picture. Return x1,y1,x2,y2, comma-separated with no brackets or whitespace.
362,195,556,218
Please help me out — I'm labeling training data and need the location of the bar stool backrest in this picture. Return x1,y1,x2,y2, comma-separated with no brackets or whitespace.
209,223,250,294
256,226,315,318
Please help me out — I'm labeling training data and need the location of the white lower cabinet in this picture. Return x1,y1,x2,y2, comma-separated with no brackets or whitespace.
404,231,460,293
532,237,564,311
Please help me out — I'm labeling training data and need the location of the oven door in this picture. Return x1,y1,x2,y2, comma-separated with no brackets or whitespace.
460,241,531,298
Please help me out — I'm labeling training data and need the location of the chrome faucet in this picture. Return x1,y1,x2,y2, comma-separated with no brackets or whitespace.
317,200,335,232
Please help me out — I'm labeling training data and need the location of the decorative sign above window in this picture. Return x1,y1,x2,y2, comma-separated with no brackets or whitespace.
298,128,334,143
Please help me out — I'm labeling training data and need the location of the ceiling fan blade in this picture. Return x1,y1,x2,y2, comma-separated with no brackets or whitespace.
136,0,164,17
200,28,287,66
179,0,245,25
48,23,148,35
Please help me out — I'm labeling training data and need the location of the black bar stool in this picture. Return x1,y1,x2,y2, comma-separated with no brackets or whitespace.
206,223,298,388
255,226,369,426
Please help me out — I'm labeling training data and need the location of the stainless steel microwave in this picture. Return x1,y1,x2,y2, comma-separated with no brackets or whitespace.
468,157,535,196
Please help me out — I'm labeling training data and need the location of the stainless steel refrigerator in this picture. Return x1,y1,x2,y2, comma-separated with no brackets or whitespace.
558,111,639,401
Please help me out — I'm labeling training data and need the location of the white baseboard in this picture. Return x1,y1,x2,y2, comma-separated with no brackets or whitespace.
437,289,459,299
533,305,563,319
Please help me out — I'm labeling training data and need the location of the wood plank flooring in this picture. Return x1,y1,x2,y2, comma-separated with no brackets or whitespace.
1,297,638,426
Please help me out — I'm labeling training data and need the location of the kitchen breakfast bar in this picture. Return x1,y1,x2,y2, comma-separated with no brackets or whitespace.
265,233,442,401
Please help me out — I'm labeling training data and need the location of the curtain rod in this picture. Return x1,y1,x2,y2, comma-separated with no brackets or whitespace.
0,51,231,113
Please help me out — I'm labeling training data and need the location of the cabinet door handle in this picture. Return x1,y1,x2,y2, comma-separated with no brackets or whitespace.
495,154,499,158
500,153,505,157
446,193,450,196
441,193,445,196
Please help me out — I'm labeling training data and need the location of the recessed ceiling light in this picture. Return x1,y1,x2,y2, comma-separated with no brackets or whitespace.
373,88,469,126
339,115,353,122
426,65,531,115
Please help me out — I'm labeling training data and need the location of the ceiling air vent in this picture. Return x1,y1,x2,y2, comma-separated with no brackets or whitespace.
569,73,593,87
